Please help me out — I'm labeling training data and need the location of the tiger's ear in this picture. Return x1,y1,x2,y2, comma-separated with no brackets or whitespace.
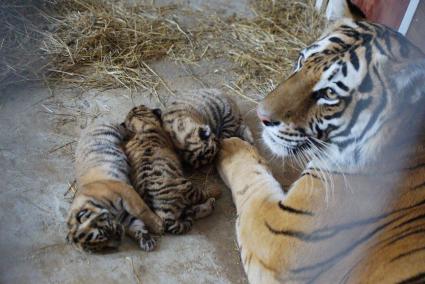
344,0,366,20
152,108,162,119
119,121,135,139
390,60,425,105
199,125,211,141
325,0,365,21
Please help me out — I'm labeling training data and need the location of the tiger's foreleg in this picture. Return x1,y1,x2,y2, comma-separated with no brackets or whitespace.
122,215,157,251
109,181,164,234
216,138,327,284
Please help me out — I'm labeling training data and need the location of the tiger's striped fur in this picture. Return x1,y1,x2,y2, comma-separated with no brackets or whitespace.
219,13,425,284
123,105,219,234
67,123,163,252
162,88,253,168
218,136,425,283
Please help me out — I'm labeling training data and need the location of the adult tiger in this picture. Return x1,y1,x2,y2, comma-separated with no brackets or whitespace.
217,7,425,284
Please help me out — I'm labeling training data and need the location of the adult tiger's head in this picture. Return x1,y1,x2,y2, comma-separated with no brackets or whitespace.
162,105,218,168
66,186,124,253
258,18,425,168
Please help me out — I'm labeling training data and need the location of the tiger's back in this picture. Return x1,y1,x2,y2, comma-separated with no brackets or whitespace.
75,122,130,186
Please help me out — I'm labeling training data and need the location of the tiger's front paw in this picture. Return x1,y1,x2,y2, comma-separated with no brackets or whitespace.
147,213,165,235
139,233,157,252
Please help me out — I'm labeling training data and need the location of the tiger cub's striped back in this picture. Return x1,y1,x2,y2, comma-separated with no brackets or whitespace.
123,105,219,234
75,123,130,186
162,88,253,168
67,122,162,252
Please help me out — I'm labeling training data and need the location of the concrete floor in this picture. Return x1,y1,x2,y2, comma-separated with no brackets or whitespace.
0,1,298,283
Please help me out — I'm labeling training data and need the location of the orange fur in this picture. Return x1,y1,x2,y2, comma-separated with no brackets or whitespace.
217,138,425,283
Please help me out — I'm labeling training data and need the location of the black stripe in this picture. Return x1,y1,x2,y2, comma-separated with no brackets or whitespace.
106,199,118,211
397,272,425,284
287,199,425,278
355,21,371,32
390,245,425,262
328,37,346,47
358,73,373,93
349,49,360,71
412,181,425,191
92,130,122,140
331,97,373,147
290,216,402,274
87,200,105,209
336,81,349,92
384,228,425,248
394,213,425,230
341,62,347,77
374,40,387,56
278,201,313,216
356,67,388,144
396,33,410,58
407,162,425,170
265,222,312,240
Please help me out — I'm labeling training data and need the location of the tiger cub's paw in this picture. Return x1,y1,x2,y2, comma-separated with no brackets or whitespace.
165,218,193,235
139,233,157,252
192,198,216,220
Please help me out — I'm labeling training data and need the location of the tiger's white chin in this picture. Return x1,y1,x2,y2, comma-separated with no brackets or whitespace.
261,130,293,157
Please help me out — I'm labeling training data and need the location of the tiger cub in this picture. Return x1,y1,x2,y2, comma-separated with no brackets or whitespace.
162,88,253,168
67,123,163,252
122,105,220,234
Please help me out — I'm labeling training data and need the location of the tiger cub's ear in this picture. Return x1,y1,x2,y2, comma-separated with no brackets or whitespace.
152,108,162,119
119,121,134,140
199,125,211,141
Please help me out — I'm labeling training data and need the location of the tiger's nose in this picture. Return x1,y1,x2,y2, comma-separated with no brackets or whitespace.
257,108,281,127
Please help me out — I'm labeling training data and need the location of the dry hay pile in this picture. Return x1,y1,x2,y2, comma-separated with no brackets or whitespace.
40,0,188,92
1,0,325,99
222,0,325,96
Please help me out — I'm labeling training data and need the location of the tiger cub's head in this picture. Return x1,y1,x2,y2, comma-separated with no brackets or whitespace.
162,109,218,168
66,192,124,253
123,105,163,134
258,18,425,168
